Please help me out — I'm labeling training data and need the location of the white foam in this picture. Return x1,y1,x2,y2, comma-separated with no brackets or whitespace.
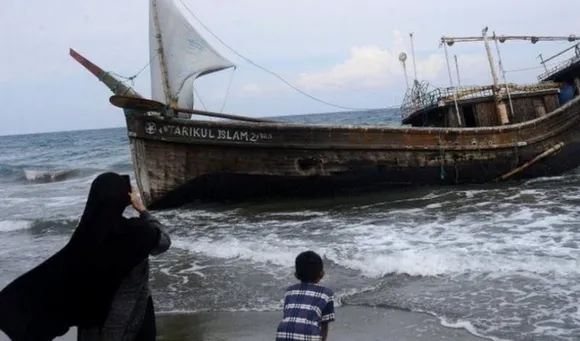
169,202,580,280
23,169,72,182
438,315,513,341
171,237,299,267
0,220,32,233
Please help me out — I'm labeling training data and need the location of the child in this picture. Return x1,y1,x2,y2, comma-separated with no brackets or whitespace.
276,250,335,341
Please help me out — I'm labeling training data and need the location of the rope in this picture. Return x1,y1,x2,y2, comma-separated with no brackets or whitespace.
193,87,208,111
220,67,237,113
177,0,375,112
513,143,519,168
493,36,515,118
438,136,446,180
109,52,159,86
504,65,547,73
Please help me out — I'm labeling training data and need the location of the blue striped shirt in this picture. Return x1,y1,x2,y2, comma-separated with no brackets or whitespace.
276,282,335,341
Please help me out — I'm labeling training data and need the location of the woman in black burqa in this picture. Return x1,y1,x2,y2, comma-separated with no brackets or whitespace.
0,172,171,341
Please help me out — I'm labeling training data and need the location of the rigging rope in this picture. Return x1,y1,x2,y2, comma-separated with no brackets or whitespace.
108,52,159,87
104,6,406,113
193,87,208,111
177,0,377,112
504,65,547,73
220,67,237,113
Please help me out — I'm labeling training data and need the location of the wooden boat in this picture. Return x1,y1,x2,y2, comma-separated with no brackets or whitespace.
70,1,580,210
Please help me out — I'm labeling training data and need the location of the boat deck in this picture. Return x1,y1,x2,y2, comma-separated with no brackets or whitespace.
538,43,580,83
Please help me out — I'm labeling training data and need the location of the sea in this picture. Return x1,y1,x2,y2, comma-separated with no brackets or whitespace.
1,109,579,341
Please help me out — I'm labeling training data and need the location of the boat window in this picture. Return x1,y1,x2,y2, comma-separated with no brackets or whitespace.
462,105,477,127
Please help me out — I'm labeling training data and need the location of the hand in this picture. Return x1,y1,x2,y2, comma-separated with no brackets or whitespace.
129,188,147,213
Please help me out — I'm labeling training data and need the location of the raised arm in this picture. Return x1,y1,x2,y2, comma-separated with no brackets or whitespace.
137,210,171,256
130,190,171,256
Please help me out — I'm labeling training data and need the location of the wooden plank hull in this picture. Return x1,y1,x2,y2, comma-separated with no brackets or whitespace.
124,97,580,209
68,48,580,210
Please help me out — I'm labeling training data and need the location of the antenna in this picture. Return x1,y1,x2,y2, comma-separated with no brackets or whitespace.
399,52,410,89
538,53,549,72
409,33,418,81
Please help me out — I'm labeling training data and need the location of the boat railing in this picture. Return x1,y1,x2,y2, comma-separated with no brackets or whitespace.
537,53,580,81
400,83,495,119
399,82,563,119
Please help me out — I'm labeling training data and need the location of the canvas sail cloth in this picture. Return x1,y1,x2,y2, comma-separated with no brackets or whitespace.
149,0,235,109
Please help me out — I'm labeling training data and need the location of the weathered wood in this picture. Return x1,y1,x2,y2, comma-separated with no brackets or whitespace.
110,95,278,123
495,142,564,181
405,89,560,127
70,48,580,210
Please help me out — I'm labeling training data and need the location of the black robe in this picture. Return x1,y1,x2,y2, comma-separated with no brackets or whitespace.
0,172,164,341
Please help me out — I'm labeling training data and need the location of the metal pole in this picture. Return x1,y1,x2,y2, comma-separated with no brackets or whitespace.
409,33,418,81
454,55,461,86
538,53,548,72
443,42,462,126
402,61,410,89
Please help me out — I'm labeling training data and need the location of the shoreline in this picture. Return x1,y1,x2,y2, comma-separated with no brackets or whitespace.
1,306,488,341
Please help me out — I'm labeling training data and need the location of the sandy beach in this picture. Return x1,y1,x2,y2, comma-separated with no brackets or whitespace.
0,306,485,341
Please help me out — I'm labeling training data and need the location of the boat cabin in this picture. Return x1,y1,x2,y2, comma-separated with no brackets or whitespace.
399,34,580,129
399,82,566,128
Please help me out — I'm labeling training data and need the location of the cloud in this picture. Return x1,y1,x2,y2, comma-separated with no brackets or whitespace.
295,45,444,91
235,29,490,99
2,0,580,135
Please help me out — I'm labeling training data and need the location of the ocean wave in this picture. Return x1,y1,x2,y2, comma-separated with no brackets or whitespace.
0,163,116,184
0,218,78,234
107,161,134,172
23,169,82,183
0,220,32,233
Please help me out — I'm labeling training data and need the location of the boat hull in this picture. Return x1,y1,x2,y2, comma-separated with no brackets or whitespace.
124,98,580,209
67,48,580,210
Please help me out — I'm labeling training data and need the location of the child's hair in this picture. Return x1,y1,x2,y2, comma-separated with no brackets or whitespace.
295,250,324,283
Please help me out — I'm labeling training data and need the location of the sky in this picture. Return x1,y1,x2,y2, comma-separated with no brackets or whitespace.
1,0,580,135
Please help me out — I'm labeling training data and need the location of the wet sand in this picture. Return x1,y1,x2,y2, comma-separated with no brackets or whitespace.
1,306,485,341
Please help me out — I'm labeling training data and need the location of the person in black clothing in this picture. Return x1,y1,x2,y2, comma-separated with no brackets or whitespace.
0,172,171,341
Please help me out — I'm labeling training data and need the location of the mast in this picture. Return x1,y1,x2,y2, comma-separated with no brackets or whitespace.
440,29,580,125
151,0,175,108
482,28,500,93
493,31,515,119
481,27,508,124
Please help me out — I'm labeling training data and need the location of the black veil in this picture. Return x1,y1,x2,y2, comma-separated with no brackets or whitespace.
0,172,161,341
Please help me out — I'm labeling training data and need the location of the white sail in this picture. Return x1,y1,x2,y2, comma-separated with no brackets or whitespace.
149,0,235,108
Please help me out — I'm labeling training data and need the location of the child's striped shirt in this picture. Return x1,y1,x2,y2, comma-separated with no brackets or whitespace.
275,282,335,341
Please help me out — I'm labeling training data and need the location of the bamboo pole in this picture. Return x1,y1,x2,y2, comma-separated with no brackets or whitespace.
495,142,564,182
482,27,509,125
